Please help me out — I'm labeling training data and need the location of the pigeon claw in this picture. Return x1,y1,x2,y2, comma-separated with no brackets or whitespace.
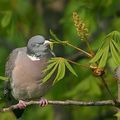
16,100,27,109
39,98,48,107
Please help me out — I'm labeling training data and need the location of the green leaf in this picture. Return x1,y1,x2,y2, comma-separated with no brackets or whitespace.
98,45,109,68
112,40,120,53
50,29,61,42
101,38,110,49
47,58,58,63
89,78,101,96
53,59,66,84
111,31,120,43
115,112,120,117
65,77,90,97
110,42,120,65
90,49,103,63
65,60,77,77
65,75,101,97
1,11,12,28
0,76,8,81
42,62,57,73
42,62,59,83
42,57,77,84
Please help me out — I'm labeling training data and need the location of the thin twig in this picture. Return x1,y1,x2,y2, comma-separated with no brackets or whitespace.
99,76,117,104
84,39,93,54
51,41,93,58
67,59,89,68
66,42,93,58
0,99,118,112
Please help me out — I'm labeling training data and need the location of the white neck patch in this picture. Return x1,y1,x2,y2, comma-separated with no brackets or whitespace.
27,55,40,61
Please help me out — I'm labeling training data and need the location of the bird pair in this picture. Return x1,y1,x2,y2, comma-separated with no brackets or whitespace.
4,35,55,119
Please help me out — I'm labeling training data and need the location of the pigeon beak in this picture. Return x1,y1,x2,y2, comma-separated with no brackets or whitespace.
43,40,51,46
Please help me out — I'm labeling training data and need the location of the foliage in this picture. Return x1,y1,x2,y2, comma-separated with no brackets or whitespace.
115,112,120,118
1,11,12,28
42,57,77,84
90,31,120,68
0,0,120,120
0,76,8,81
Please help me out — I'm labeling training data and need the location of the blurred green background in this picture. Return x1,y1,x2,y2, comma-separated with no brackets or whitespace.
0,0,120,120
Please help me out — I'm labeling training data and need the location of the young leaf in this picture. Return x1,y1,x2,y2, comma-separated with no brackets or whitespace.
65,75,100,97
65,77,90,97
47,58,58,63
111,31,120,43
50,30,61,42
54,59,66,84
115,112,120,117
42,57,77,84
90,49,103,63
112,40,120,53
98,46,109,68
0,76,8,81
65,59,77,77
110,42,120,65
1,11,12,28
42,62,59,83
42,62,57,73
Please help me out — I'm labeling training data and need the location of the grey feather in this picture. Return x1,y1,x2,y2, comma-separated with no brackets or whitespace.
5,48,22,78
115,66,120,80
5,47,54,100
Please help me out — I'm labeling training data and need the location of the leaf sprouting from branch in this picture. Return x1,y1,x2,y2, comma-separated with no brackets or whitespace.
42,57,77,84
90,31,120,68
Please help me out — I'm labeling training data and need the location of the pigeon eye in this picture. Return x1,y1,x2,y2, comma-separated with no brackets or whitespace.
31,44,36,47
35,43,40,47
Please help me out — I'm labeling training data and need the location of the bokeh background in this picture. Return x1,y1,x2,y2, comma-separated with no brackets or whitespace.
0,0,120,120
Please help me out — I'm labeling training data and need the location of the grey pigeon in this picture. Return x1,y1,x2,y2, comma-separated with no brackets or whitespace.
4,35,55,119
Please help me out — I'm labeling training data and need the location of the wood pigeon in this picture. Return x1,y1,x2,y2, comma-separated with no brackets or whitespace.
4,35,55,119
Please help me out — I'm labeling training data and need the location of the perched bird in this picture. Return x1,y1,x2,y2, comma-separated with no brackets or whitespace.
4,35,55,119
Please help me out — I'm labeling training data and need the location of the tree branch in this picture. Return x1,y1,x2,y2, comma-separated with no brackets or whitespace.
0,99,119,112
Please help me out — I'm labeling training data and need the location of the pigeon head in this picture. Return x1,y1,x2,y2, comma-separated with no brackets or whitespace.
27,35,51,58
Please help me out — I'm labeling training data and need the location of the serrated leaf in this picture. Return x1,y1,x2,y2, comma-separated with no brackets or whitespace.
90,49,104,63
110,42,120,65
53,60,66,84
98,45,109,68
65,60,77,77
1,11,12,28
50,29,61,42
42,62,58,83
0,76,8,81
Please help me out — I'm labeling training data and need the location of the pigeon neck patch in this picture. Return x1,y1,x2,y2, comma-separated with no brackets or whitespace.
27,54,40,61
